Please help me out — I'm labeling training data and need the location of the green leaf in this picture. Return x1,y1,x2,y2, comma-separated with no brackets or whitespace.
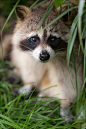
82,11,86,39
67,15,78,67
55,0,66,8
78,0,85,53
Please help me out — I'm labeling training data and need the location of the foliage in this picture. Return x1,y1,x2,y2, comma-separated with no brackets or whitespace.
55,0,66,8
0,0,35,17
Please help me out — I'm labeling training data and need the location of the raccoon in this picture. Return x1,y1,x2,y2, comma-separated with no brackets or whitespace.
1,1,82,121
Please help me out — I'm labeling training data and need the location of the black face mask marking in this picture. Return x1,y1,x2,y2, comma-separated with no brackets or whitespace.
47,35,67,52
19,35,40,51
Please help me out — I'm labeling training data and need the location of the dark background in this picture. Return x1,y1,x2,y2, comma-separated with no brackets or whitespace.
0,0,36,17
0,0,36,40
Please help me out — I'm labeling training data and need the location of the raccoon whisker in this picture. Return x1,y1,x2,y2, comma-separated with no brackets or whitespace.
20,44,32,51
55,48,66,52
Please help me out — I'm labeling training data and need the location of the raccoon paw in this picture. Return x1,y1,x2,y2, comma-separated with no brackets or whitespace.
14,84,33,99
37,93,43,102
60,107,75,123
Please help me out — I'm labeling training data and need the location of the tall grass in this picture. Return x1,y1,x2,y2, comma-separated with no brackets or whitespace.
0,0,86,128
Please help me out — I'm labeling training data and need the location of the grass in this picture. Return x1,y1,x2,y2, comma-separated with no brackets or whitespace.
0,80,85,129
0,0,86,128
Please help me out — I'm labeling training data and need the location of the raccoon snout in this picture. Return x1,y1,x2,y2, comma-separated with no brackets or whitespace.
39,50,50,62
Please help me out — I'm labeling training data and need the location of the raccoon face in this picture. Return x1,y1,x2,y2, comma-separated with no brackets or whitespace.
18,30,67,62
13,6,69,62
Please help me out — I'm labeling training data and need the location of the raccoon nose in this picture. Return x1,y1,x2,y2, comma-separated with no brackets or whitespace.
39,50,50,61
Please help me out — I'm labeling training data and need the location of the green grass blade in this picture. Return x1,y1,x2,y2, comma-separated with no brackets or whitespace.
1,95,22,113
78,0,85,53
67,27,78,68
0,121,7,129
44,6,78,30
67,15,78,67
71,51,79,115
0,0,20,62
23,102,38,129
83,40,86,81
32,0,48,9
30,0,40,8
0,91,1,114
42,2,54,25
0,119,21,129
0,114,16,123
36,0,54,30
17,88,36,123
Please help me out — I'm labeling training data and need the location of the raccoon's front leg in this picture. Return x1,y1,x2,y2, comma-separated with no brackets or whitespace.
16,64,46,97
18,84,33,97
17,60,47,97
13,68,35,97
11,49,47,97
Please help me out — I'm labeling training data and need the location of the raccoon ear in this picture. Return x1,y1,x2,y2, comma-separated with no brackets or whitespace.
15,5,32,21
56,3,77,25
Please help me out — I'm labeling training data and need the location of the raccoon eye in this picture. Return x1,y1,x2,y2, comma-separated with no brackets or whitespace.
47,35,62,50
47,35,67,51
48,35,61,44
26,36,40,50
30,36,39,43
31,37,37,43
27,36,40,43
49,36,57,42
